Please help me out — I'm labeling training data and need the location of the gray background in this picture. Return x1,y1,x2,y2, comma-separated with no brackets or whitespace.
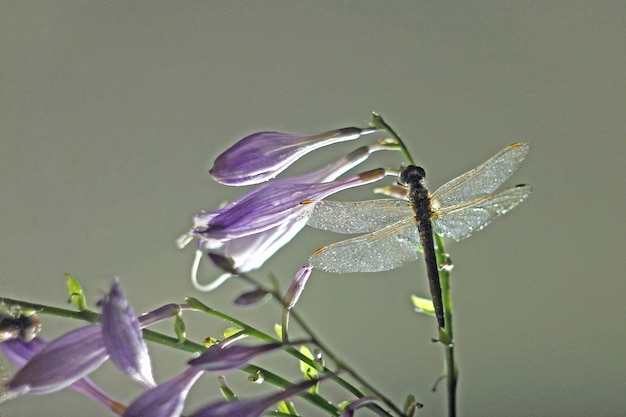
1,2,624,417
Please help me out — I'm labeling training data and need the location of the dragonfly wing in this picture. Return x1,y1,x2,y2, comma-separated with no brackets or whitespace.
306,199,412,234
431,142,529,209
434,184,532,241
309,217,421,273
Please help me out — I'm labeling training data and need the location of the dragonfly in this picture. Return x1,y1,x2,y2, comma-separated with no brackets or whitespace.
306,142,532,329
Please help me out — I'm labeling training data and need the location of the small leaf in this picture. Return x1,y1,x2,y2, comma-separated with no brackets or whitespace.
65,273,88,311
277,400,299,415
273,323,283,341
222,327,245,339
218,375,238,400
437,327,452,346
410,295,435,316
174,311,186,343
299,345,318,381
185,297,213,313
403,394,423,417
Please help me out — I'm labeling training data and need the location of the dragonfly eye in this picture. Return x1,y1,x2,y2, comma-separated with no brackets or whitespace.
399,165,426,186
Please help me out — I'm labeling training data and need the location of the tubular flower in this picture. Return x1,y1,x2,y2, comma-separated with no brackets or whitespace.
284,266,313,310
101,278,156,389
4,324,108,397
122,367,204,417
188,342,283,372
188,378,320,417
198,168,390,241
180,146,390,291
2,280,172,402
0,337,124,414
210,126,377,186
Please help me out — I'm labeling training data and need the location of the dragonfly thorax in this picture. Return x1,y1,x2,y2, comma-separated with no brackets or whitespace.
399,165,426,189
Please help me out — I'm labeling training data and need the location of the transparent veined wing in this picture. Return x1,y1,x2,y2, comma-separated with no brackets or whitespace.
306,199,412,234
431,142,529,209
308,217,421,273
433,184,532,241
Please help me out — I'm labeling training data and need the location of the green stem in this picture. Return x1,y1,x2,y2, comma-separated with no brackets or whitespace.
435,234,458,417
370,112,415,165
0,297,341,415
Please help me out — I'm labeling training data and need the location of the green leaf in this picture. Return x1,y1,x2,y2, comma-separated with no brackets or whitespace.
222,326,245,339
65,273,88,311
410,294,435,316
438,327,452,346
277,400,299,415
298,345,320,394
274,323,283,341
218,375,238,400
185,297,212,313
174,311,186,343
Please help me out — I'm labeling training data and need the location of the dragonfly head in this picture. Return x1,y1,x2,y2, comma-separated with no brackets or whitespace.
398,165,426,187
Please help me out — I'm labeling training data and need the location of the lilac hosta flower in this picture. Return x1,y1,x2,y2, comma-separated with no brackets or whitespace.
101,279,156,389
122,367,204,417
200,168,390,241
284,266,313,310
0,337,125,413
188,342,283,372
4,324,108,397
188,377,320,417
210,126,377,186
181,146,390,291
3,280,167,401
340,397,377,417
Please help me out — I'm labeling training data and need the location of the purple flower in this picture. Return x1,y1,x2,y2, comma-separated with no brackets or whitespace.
188,342,283,372
340,397,377,417
182,146,390,291
4,324,108,397
122,367,204,417
0,337,125,414
210,126,377,186
188,378,320,417
101,278,156,389
198,168,389,241
284,266,313,310
2,280,171,401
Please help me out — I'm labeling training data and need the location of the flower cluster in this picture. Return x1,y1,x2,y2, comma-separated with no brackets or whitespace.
0,279,325,417
178,118,403,292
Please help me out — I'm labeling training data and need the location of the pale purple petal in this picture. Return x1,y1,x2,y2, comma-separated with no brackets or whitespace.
188,378,319,417
6,324,108,396
101,279,155,389
122,367,204,417
340,397,377,417
284,266,313,310
188,342,283,371
233,288,271,306
200,168,389,240
180,145,390,289
137,303,180,328
210,127,376,186
1,337,124,413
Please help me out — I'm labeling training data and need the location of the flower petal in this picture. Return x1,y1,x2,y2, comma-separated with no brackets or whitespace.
188,342,283,372
200,168,389,241
1,337,124,413
122,367,204,417
101,279,156,389
210,127,376,186
188,378,320,417
284,266,313,310
5,324,108,396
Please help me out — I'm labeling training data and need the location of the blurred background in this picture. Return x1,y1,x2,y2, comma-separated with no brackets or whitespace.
1,2,624,416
